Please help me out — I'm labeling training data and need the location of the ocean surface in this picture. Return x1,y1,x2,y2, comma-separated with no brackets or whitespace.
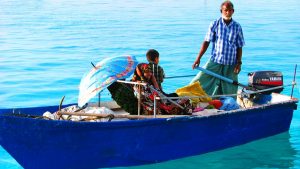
0,0,300,168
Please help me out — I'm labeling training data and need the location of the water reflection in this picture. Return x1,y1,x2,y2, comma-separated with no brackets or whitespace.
127,132,297,169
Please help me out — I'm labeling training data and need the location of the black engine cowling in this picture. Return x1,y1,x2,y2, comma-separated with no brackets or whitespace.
248,71,283,94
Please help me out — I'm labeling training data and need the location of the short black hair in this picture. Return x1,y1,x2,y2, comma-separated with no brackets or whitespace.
146,49,159,62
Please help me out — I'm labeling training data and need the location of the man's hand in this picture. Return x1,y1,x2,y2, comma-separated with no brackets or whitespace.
234,64,241,74
192,60,200,69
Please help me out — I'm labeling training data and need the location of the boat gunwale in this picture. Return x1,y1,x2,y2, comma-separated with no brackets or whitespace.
0,96,297,129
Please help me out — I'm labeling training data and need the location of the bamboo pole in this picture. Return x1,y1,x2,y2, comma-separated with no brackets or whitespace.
56,111,186,120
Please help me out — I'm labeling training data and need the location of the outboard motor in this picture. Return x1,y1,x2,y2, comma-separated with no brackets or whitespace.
248,71,283,94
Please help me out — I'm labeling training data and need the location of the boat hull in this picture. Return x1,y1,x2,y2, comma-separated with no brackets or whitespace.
0,100,297,169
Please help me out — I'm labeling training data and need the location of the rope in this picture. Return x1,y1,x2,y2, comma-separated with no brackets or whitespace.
165,74,197,79
142,84,293,100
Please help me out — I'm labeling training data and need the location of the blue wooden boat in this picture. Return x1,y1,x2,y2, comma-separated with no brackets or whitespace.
0,92,298,169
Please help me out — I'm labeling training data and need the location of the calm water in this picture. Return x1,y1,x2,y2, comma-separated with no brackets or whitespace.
1,0,300,168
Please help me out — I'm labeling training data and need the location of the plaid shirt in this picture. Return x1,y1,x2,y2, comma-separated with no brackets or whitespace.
149,62,165,88
205,17,245,65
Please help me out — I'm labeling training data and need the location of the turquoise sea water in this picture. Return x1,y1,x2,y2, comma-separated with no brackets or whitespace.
1,0,300,168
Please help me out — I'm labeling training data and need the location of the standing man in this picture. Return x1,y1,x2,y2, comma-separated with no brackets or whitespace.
191,0,245,96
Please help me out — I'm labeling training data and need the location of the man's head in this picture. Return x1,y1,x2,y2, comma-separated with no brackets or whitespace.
220,1,234,21
146,49,159,64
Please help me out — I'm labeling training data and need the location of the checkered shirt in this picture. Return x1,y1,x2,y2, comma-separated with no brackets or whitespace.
205,17,245,65
149,62,165,88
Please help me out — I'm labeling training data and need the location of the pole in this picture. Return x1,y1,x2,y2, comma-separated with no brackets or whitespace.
195,67,249,89
138,85,141,116
291,64,297,98
148,85,184,109
154,96,157,118
98,93,101,107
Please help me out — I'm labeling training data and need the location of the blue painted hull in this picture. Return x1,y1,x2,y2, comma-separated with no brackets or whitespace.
0,100,297,169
